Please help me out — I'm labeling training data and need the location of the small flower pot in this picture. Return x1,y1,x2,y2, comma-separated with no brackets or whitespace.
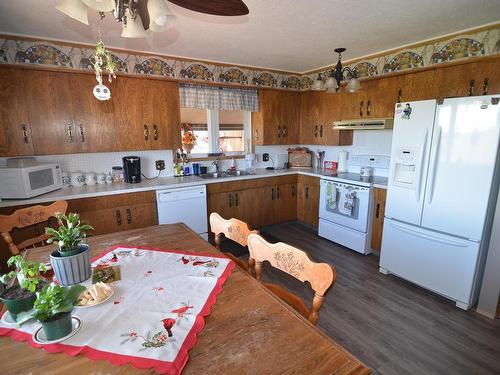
0,288,36,322
50,244,91,286
40,312,73,341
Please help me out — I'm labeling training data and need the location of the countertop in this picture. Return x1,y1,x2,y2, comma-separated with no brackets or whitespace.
0,168,388,208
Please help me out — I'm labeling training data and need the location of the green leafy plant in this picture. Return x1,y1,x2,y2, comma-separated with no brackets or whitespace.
45,212,94,253
17,283,86,324
0,255,46,293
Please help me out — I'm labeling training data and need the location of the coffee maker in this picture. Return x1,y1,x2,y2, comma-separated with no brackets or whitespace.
122,156,141,183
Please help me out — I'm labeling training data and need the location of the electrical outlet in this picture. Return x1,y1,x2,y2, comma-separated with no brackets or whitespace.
262,153,270,162
155,160,165,171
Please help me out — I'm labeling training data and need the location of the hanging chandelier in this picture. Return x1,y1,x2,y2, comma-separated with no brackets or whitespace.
313,48,361,93
56,0,174,38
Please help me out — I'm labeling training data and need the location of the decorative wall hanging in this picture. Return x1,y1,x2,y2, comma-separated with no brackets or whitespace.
92,33,115,100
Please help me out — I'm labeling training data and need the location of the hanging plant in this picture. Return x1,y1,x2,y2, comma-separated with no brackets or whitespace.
92,36,116,101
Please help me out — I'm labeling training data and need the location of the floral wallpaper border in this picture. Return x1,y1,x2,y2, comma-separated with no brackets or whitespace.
303,27,500,89
0,24,498,91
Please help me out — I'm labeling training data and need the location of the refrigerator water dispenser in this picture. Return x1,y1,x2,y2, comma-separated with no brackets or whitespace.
393,149,417,188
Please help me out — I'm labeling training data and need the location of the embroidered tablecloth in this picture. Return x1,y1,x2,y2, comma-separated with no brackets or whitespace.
0,245,235,374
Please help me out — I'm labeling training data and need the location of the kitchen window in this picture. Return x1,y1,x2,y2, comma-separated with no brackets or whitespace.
179,108,252,156
179,84,258,156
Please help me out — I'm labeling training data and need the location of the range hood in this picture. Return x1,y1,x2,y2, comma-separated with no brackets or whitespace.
332,118,394,130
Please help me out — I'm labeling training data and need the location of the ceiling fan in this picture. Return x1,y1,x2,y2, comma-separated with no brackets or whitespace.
56,0,249,38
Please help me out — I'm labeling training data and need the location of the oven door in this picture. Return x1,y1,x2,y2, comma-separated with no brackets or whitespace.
319,179,371,233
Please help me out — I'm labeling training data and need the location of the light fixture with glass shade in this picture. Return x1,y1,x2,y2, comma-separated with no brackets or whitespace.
56,0,90,25
314,48,361,94
55,0,174,38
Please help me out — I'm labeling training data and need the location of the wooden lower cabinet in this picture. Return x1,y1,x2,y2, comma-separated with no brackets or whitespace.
370,188,387,252
67,191,157,236
207,175,303,233
297,175,320,227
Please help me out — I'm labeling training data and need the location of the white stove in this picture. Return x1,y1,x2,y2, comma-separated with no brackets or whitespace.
318,155,389,255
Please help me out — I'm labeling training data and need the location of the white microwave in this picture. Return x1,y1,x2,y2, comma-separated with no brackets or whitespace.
0,163,63,199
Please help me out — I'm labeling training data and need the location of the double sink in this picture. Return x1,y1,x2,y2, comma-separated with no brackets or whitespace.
198,170,253,179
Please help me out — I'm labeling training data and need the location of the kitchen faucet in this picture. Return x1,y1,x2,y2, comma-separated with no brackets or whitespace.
212,158,221,173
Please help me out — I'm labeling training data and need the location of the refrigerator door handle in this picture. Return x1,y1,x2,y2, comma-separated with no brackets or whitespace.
415,129,429,202
390,221,469,247
426,126,442,205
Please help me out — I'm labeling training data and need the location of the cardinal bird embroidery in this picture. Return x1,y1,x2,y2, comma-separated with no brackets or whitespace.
171,305,194,317
192,260,210,266
162,318,176,337
110,253,119,263
181,256,189,264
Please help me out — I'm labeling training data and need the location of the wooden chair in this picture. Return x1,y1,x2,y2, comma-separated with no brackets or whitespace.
209,212,258,273
247,233,336,325
0,200,68,255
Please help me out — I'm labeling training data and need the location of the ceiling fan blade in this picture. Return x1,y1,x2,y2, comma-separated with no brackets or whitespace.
137,0,151,30
167,0,249,16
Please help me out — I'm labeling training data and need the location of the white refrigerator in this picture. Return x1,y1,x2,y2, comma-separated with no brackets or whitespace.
380,96,500,310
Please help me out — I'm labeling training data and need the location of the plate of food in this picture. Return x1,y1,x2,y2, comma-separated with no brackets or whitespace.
76,282,114,308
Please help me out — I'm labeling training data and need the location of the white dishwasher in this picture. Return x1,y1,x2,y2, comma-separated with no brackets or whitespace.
156,185,208,240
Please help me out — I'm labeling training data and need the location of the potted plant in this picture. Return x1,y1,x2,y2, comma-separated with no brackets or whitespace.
0,255,46,321
18,283,85,341
47,212,94,286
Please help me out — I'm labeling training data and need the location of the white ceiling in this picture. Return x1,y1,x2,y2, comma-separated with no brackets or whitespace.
0,0,499,72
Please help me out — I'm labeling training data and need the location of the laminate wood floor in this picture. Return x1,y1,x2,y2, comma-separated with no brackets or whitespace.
222,221,500,375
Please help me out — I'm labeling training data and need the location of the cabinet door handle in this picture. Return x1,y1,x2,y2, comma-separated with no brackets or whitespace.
375,203,381,219
277,126,281,138
271,188,275,200
22,124,29,144
283,126,287,137
291,185,295,197
320,124,323,138
228,193,233,208
79,124,85,142
314,125,318,138
359,101,364,116
126,208,132,224
397,89,402,103
153,124,159,141
468,79,475,96
366,100,371,116
254,129,259,140
277,187,280,200
235,193,239,207
144,125,149,141
306,187,309,199
482,78,489,95
115,210,122,226
67,123,74,143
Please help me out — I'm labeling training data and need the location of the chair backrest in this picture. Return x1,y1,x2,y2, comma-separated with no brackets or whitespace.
209,212,258,273
247,233,336,324
0,200,68,255
209,212,258,248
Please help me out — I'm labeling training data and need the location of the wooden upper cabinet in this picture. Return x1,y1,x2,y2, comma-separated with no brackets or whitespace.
0,67,34,156
69,73,119,153
369,75,404,118
299,90,352,146
24,69,80,155
252,89,300,146
433,58,500,99
142,79,181,150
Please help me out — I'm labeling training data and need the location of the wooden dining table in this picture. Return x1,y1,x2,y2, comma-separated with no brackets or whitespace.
0,223,369,375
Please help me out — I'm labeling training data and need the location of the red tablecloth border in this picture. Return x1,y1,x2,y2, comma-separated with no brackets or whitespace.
0,245,236,375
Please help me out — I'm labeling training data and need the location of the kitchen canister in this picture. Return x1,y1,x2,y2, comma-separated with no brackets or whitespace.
61,171,71,188
71,172,85,187
106,173,113,184
338,150,348,173
85,172,96,186
96,173,106,184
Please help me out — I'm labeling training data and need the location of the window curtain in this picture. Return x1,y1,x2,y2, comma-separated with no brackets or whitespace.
179,84,259,112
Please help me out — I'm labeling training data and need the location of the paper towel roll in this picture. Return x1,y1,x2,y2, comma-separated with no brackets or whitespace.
338,151,348,172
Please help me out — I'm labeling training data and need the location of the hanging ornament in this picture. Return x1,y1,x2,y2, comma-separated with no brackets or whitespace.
92,27,116,100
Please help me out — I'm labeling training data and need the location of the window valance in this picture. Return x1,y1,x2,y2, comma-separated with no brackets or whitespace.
179,84,259,112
